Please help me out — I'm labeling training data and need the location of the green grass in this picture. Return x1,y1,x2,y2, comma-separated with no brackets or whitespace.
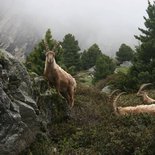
22,76,155,155
75,71,93,86
115,66,130,74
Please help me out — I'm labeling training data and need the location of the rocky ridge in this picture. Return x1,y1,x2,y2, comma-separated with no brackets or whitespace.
0,49,68,155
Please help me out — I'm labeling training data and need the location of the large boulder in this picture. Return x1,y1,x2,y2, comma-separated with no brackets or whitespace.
0,49,70,155
32,76,70,125
0,50,39,155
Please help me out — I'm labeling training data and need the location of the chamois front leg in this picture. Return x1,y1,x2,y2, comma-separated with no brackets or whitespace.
68,87,75,109
55,79,64,98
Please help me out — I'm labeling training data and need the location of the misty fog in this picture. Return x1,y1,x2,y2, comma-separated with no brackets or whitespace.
0,0,153,56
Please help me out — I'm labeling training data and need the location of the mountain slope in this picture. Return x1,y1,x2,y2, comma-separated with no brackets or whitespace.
0,1,42,61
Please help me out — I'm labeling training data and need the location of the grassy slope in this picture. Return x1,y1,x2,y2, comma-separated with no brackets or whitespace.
47,87,155,155
115,65,130,75
23,72,155,155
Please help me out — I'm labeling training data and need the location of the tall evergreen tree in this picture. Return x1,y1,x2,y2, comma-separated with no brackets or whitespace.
81,44,102,70
25,29,63,75
44,29,63,63
94,54,115,82
116,43,134,63
62,34,80,71
25,40,45,75
134,1,155,62
123,1,155,88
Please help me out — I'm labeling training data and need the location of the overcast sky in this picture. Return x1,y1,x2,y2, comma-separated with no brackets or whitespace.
0,0,154,56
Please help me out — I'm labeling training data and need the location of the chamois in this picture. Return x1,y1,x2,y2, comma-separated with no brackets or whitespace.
43,40,77,108
113,92,155,116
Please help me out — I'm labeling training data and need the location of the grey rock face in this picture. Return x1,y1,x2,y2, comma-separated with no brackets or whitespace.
0,49,70,154
33,76,70,124
0,50,39,155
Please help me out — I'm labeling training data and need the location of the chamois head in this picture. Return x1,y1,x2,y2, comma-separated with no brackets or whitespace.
136,83,152,96
45,51,55,63
44,39,57,63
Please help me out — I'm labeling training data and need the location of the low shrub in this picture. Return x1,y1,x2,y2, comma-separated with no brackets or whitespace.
22,84,155,155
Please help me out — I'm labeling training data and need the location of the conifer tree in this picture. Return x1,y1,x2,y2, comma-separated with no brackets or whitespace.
62,34,80,71
81,44,102,70
25,29,63,75
134,1,155,62
116,43,134,63
129,1,155,84
94,54,115,82
25,40,45,75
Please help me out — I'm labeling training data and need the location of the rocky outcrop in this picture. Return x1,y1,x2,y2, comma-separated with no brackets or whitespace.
0,50,69,155
0,49,40,155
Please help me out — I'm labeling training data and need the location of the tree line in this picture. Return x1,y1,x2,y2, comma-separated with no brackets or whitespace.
25,1,155,89
25,29,134,80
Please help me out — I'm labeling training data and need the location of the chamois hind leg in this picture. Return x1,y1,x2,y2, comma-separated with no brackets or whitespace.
68,87,74,109
65,93,71,107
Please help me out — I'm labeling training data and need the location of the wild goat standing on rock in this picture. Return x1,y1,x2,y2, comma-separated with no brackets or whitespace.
43,40,77,108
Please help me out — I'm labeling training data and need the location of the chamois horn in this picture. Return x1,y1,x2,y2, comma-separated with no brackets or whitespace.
52,41,62,51
109,89,120,99
137,83,152,96
113,92,126,115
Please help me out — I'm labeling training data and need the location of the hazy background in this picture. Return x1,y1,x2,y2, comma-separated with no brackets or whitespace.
0,0,153,57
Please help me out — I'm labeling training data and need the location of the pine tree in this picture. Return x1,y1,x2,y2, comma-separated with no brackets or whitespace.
25,40,45,75
123,1,155,88
94,54,115,82
44,29,63,63
25,29,63,75
81,44,102,70
80,50,89,70
116,43,134,63
134,1,155,62
62,34,80,71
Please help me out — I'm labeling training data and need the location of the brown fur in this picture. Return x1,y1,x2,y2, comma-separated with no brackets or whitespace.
44,51,77,108
113,92,155,116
